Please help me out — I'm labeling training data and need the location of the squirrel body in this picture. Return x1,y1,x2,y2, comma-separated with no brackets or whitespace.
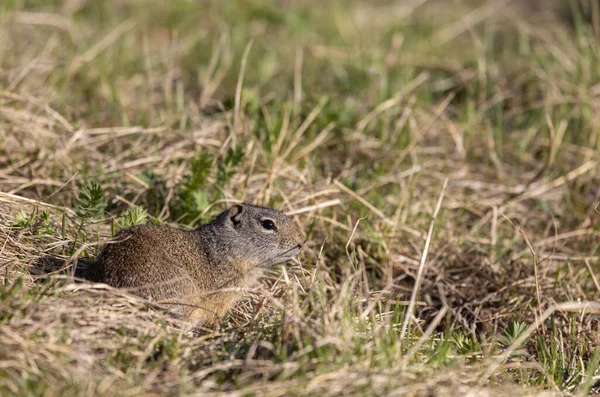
82,203,305,325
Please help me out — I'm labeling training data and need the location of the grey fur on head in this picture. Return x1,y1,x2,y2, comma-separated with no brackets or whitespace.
202,203,306,270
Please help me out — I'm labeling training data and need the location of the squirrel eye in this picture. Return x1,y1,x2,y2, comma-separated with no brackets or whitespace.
261,219,276,231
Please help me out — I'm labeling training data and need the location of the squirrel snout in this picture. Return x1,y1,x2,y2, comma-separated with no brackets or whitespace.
295,235,307,247
294,225,307,247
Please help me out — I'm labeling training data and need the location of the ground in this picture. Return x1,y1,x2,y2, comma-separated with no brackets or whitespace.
1,0,600,396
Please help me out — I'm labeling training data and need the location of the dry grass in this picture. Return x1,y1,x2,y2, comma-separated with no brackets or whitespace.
1,0,600,395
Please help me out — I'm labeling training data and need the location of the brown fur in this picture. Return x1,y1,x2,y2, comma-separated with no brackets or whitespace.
81,203,305,325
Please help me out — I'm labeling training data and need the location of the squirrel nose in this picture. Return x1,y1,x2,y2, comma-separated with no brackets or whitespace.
295,237,307,248
294,226,306,246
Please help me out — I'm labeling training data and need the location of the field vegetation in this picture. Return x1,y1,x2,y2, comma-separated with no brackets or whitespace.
1,0,600,395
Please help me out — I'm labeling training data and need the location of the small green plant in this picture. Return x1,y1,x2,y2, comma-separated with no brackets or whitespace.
181,152,213,197
139,171,169,216
427,336,454,367
173,151,213,224
499,322,529,360
11,209,54,236
36,210,55,235
499,322,528,348
579,348,600,396
118,206,148,228
72,180,108,254
11,209,33,228
75,180,108,219
450,332,479,357
172,146,244,225
217,146,244,187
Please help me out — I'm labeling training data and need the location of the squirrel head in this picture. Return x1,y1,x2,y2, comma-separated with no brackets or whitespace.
213,203,306,270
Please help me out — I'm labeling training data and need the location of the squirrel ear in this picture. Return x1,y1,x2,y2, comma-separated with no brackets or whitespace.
228,204,245,225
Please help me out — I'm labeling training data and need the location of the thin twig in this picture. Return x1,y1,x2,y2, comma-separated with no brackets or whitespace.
346,216,367,270
502,214,543,331
400,178,448,340
233,40,254,140
0,192,76,216
285,199,342,216
584,259,600,294
69,19,136,74
401,305,448,367
334,179,422,237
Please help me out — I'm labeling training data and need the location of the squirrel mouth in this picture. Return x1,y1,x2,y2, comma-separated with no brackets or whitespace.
265,245,302,267
282,244,302,258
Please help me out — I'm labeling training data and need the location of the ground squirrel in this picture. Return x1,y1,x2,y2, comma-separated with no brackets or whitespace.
81,203,305,325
